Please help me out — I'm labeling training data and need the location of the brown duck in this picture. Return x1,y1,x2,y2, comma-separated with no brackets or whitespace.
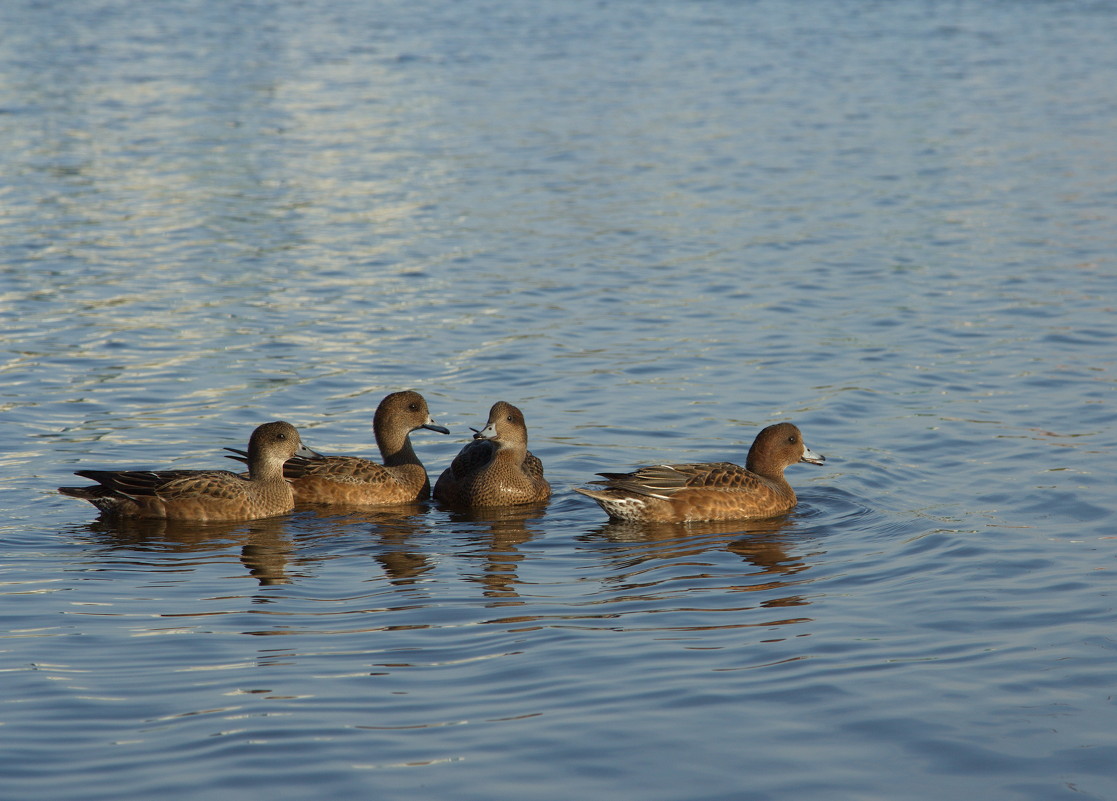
226,391,449,506
575,422,825,523
433,401,551,507
59,421,318,522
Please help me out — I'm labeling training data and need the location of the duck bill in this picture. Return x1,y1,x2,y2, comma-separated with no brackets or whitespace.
295,443,325,459
800,447,826,466
474,421,498,440
421,417,450,435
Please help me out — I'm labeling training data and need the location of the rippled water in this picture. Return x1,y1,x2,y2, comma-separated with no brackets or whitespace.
3,1,1117,799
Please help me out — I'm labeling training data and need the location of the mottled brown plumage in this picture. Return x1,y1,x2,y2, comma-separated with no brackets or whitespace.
434,401,551,507
59,421,317,522
575,422,825,523
274,391,448,505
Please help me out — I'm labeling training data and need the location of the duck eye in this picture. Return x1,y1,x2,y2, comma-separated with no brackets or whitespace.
408,403,419,411
277,432,288,440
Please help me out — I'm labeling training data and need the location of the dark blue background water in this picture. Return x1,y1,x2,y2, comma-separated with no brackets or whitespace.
2,1,1116,799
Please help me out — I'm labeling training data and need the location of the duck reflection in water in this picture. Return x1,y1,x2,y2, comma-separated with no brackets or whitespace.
444,503,548,601
80,516,296,587
584,515,814,611
370,506,436,585
290,503,436,585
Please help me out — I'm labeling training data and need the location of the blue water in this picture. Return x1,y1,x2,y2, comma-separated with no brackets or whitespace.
2,1,1117,799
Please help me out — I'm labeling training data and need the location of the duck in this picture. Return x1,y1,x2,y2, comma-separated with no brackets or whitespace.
433,401,551,507
59,421,318,522
227,390,449,506
575,422,825,523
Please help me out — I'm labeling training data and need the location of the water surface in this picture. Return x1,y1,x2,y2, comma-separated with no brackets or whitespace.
2,1,1117,799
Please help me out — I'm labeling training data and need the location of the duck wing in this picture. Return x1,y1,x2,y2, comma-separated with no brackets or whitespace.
74,468,248,501
289,455,398,487
593,462,759,498
522,450,546,481
446,438,496,479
